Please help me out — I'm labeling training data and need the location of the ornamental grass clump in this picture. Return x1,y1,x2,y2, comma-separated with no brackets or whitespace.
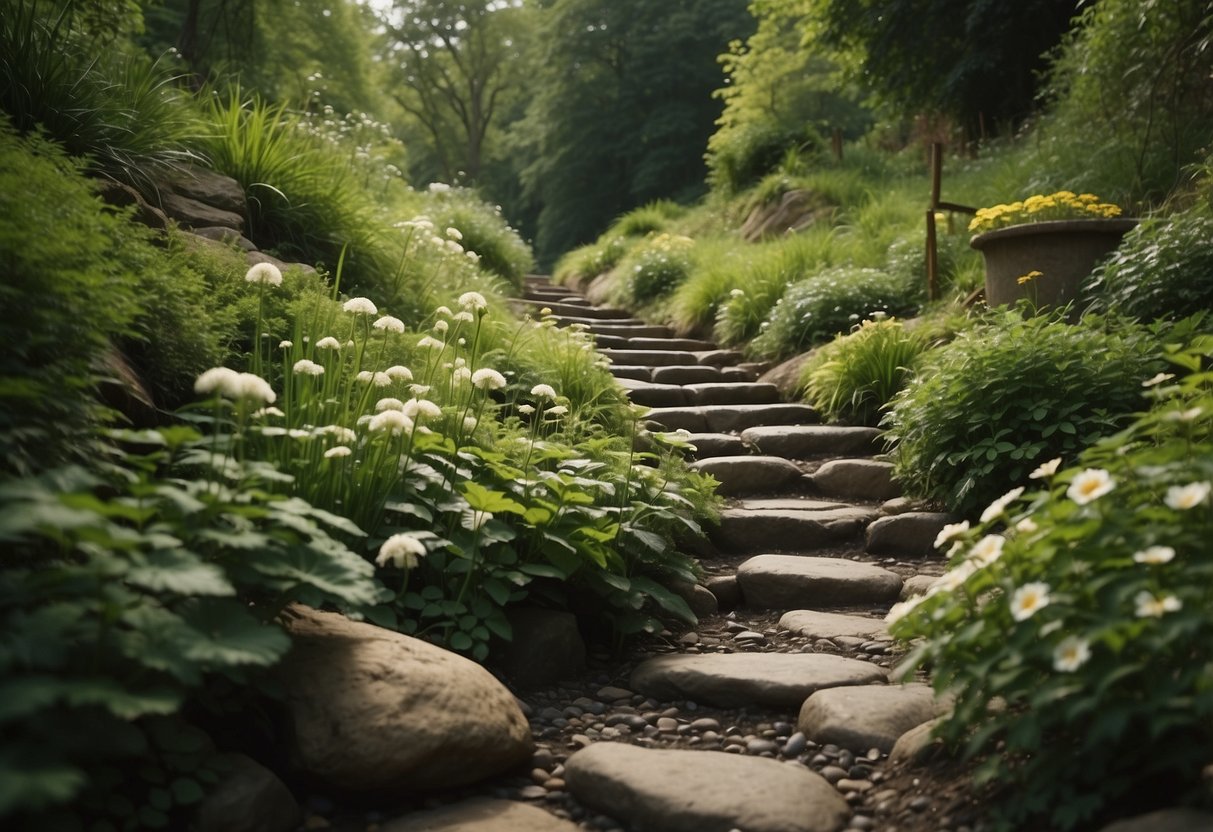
882,309,1163,516
889,334,1213,830
968,190,1122,234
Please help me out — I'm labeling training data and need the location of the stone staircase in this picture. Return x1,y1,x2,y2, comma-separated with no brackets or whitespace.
496,276,964,832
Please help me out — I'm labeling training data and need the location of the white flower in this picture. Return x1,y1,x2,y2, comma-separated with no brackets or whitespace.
1135,591,1182,618
435,305,453,317
322,425,356,443
729,288,745,298
1052,636,1092,672
1142,372,1175,387
404,398,442,420
445,226,463,241
463,416,478,432
531,384,557,399
409,384,432,396
342,297,378,315
453,311,474,323
235,373,275,405
1164,481,1211,510
1163,407,1203,422
1010,582,1051,621
928,563,976,595
933,520,970,550
980,487,1024,523
885,595,924,626
373,315,405,333
376,397,405,413
1015,516,1038,534
278,340,293,349
1134,545,1176,565
545,405,569,417
1066,468,1115,505
324,445,352,459
356,370,392,386
471,368,507,390
368,410,414,436
315,336,342,350
458,291,487,310
245,262,283,286
427,182,450,193
434,319,449,333
466,250,481,264
461,508,493,531
375,532,427,569
293,359,325,376
194,367,241,397
518,404,535,415
445,239,464,255
452,367,472,384
253,406,285,418
1029,457,1062,479
385,365,414,382
417,335,445,350
967,534,1006,568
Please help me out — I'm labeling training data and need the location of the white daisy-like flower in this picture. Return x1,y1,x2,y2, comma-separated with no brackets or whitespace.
356,370,391,386
1066,468,1115,505
933,520,970,550
376,397,405,413
435,305,453,317
1133,545,1176,565
324,445,352,459
545,405,569,417
471,368,507,390
929,562,976,595
245,262,283,286
518,404,536,415
458,291,487,310
405,398,442,420
434,319,449,333
1014,516,1038,534
417,335,445,350
368,410,414,436
375,532,428,569
293,359,325,376
315,336,342,350
194,367,241,397
1029,457,1062,479
253,406,285,418
1135,590,1182,618
1010,582,1051,621
452,367,472,384
980,487,1024,523
385,365,414,382
1052,636,1091,672
445,226,463,241
967,534,1006,568
453,311,474,323
409,384,432,396
1142,372,1175,387
884,595,925,626
278,340,293,349
342,297,378,315
461,508,493,531
1164,481,1211,510
373,315,405,333
531,384,557,399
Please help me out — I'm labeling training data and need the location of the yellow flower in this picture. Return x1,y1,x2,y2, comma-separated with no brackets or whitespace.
1017,270,1043,285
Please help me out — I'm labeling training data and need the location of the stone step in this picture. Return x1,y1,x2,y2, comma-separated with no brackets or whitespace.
778,609,890,641
520,292,590,306
721,366,759,382
798,683,947,755
627,336,717,352
584,323,674,338
564,744,849,832
589,334,629,349
811,459,901,501
865,511,956,558
691,455,803,496
736,555,903,609
650,365,723,385
712,505,878,553
741,425,883,459
555,314,650,328
682,432,750,458
616,379,688,408
529,301,633,319
598,349,701,367
607,365,654,381
693,349,746,367
629,652,887,709
683,382,781,407
644,403,820,433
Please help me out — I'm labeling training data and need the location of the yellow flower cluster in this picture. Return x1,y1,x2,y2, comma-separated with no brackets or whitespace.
647,232,695,252
969,191,1122,233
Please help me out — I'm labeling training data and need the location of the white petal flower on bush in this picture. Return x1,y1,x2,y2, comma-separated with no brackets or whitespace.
376,397,405,413
1164,481,1211,510
463,416,478,432
967,534,1006,568
1015,516,1039,534
1066,468,1115,505
342,297,378,315
315,336,342,351
194,367,241,397
466,251,481,264
1029,457,1062,479
356,371,374,383
417,335,445,350
531,384,557,399
471,368,507,390
373,315,405,333
545,405,569,417
244,262,283,286
385,365,413,381
980,487,1024,523
1010,582,1051,621
293,359,325,376
368,410,414,436
406,398,442,420
928,562,976,595
1142,372,1175,387
461,508,493,531
324,445,352,459
435,305,453,317
375,532,428,569
253,406,285,418
518,404,535,415
1052,636,1091,672
453,311,474,323
278,340,293,349
452,367,472,384
434,319,449,333
1163,407,1203,422
1133,545,1176,565
445,226,463,241
885,595,925,626
236,373,276,405
409,384,432,396
933,520,970,550
323,425,356,444
458,291,487,310
1135,590,1182,618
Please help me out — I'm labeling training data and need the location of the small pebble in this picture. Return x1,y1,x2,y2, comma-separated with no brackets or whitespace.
783,732,808,757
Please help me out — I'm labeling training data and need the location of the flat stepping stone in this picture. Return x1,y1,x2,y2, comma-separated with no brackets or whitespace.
586,323,673,338
564,743,849,832
737,555,902,609
646,403,819,433
693,349,746,367
684,382,781,406
691,455,803,496
616,379,687,408
650,365,723,385
741,425,882,459
738,497,856,511
529,301,632,319
865,512,956,558
588,333,628,349
607,365,652,381
598,349,700,367
626,336,717,351
555,314,648,328
798,683,948,753
713,506,877,553
720,366,757,382
812,458,900,500
631,652,887,708
778,609,890,640
681,432,749,458
381,797,580,831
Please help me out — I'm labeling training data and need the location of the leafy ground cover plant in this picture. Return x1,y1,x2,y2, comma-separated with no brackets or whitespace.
422,184,534,287
801,317,928,426
888,333,1213,830
619,232,696,304
883,309,1164,515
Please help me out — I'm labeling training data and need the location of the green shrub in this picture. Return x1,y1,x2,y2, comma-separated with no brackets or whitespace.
890,334,1213,829
624,233,696,303
802,318,928,426
748,266,920,359
883,310,1163,515
423,186,534,288
1084,202,1213,322
609,200,687,238
552,236,632,286
707,120,820,195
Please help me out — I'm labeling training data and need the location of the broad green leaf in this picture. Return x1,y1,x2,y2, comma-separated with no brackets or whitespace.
126,550,235,597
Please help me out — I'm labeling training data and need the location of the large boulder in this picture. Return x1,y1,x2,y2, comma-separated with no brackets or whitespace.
275,606,532,792
798,683,948,753
190,754,299,832
491,607,586,690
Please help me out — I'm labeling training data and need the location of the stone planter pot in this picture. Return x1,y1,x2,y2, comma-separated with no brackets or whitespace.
971,218,1138,309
